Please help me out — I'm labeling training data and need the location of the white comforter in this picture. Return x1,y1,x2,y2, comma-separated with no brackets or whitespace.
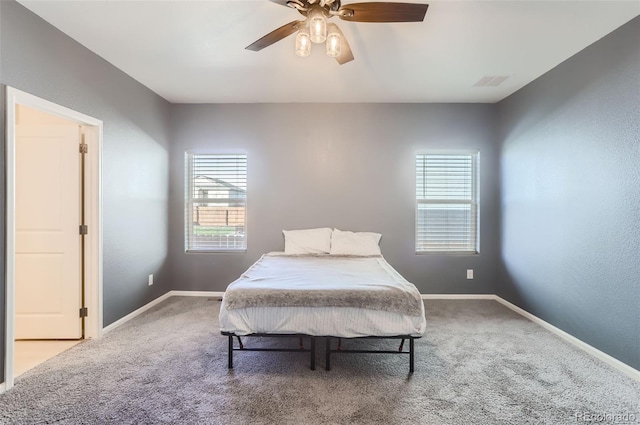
219,253,426,337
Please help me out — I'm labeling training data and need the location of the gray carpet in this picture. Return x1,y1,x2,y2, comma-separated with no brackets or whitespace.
0,297,638,424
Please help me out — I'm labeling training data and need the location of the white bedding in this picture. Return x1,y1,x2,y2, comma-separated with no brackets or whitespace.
219,253,426,338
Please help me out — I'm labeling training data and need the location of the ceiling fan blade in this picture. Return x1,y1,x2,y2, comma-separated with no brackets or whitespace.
268,0,293,7
246,20,305,51
327,24,354,65
338,2,429,23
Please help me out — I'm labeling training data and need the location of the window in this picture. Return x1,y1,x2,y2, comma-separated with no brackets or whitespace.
185,153,247,252
416,152,479,253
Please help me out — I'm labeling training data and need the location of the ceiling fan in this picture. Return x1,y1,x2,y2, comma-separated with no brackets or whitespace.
246,0,429,65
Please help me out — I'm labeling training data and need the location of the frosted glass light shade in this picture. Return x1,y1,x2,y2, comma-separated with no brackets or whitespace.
295,29,311,57
326,31,341,58
309,10,327,43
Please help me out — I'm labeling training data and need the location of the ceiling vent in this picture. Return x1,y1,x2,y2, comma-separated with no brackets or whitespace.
473,76,510,87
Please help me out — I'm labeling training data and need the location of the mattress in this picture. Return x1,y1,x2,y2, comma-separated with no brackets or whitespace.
219,253,426,338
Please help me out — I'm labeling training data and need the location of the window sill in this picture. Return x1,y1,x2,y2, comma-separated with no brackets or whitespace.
415,251,479,256
186,250,247,254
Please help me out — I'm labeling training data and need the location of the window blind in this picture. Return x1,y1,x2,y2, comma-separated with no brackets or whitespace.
416,153,479,253
185,153,247,251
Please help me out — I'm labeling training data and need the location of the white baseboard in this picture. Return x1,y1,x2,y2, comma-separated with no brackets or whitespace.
420,293,638,381
102,291,224,334
421,294,495,300
102,292,173,334
493,295,640,382
99,290,639,382
170,290,224,298
0,382,6,394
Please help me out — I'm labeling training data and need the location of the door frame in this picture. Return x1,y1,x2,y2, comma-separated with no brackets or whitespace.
4,86,103,391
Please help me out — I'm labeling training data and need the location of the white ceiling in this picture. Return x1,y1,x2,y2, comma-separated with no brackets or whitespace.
18,0,639,104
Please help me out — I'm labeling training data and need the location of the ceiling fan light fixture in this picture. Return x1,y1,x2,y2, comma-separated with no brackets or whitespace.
295,28,311,57
326,30,341,58
308,9,327,43
246,1,429,66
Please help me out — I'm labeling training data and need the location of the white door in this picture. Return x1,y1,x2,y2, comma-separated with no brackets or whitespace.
15,123,83,339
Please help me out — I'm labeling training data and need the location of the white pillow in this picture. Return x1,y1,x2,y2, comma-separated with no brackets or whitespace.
330,229,382,256
283,228,332,254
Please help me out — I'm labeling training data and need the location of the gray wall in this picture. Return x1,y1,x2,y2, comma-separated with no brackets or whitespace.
169,104,500,295
0,1,172,383
497,17,640,369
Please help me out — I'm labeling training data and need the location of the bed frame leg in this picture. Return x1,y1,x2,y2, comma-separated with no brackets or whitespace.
325,337,331,371
228,335,233,369
409,338,415,373
310,337,316,370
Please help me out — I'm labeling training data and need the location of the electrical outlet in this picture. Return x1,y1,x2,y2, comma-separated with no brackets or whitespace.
466,269,474,280
148,274,154,286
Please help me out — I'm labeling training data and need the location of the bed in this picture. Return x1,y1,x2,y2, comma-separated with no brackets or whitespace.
219,245,426,372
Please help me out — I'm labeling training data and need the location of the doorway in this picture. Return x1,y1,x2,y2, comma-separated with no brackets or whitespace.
5,87,103,391
14,105,84,376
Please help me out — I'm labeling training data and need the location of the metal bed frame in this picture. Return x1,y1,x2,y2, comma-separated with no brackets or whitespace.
222,332,419,373
324,335,419,373
222,332,317,370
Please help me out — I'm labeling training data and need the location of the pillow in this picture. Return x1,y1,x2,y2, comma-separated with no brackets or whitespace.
330,229,382,256
283,228,332,254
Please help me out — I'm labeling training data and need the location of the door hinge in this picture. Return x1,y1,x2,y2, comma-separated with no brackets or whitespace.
79,143,88,154
79,307,88,318
79,225,88,235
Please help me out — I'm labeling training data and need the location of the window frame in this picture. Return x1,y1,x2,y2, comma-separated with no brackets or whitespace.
415,150,480,255
185,152,248,253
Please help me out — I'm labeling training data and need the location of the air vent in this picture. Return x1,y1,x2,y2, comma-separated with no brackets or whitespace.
473,76,510,87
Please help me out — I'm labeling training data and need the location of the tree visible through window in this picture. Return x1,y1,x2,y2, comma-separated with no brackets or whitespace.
416,152,479,253
185,153,247,251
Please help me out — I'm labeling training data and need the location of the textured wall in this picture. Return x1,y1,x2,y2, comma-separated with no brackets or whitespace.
0,1,172,383
497,17,640,369
169,103,500,295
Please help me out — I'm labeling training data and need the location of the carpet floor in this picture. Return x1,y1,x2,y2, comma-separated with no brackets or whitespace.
0,297,638,424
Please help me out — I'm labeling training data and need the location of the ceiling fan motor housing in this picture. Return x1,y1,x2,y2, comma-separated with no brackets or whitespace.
286,0,342,16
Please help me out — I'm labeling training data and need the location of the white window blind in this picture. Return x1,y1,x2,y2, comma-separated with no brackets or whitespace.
185,153,247,251
416,153,479,253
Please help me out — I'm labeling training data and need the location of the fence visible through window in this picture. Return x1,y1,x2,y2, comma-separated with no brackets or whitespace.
185,153,247,252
